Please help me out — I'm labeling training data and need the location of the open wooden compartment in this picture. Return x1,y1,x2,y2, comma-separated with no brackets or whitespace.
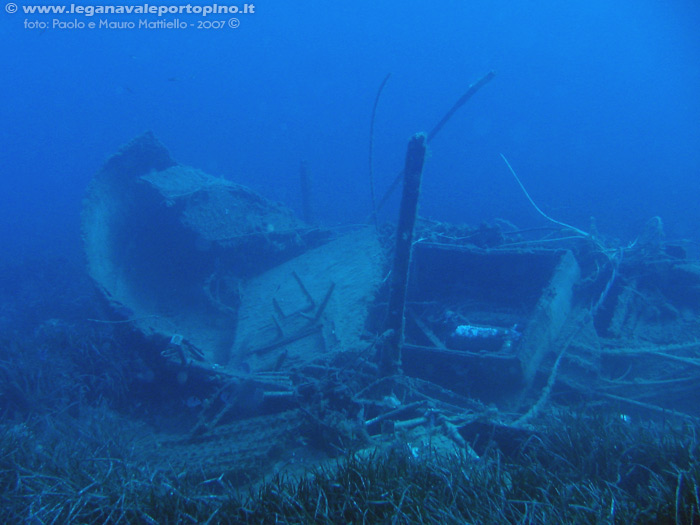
402,243,580,406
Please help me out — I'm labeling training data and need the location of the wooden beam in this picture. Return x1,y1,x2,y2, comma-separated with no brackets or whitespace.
380,133,427,376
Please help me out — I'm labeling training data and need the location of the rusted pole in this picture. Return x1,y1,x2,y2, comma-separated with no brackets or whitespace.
373,70,495,216
380,133,427,376
299,160,313,224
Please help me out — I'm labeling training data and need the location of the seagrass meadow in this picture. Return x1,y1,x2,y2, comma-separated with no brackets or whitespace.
1,390,699,523
1,253,699,524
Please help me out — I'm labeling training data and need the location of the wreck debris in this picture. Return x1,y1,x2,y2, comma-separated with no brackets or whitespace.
82,132,330,366
231,227,384,372
380,133,427,377
517,250,580,390
81,133,700,490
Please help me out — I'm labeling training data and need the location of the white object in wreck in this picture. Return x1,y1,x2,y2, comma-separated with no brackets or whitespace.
453,324,521,341
454,324,502,338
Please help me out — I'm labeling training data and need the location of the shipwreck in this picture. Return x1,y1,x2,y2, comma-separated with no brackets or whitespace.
82,118,700,483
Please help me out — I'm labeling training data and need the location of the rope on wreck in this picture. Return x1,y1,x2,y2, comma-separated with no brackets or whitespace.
499,154,627,312
373,70,496,215
368,72,392,229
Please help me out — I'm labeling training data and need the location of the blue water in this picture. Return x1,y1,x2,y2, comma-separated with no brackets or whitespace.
1,0,699,262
